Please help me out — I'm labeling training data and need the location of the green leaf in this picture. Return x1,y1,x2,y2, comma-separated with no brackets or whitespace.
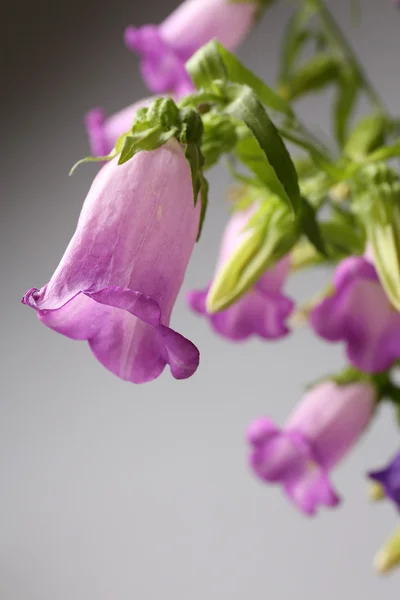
118,127,175,165
344,113,387,159
319,221,364,255
365,140,400,163
227,85,301,213
285,53,339,101
277,125,338,178
185,40,227,91
215,43,293,116
333,72,359,147
279,5,316,83
299,197,327,256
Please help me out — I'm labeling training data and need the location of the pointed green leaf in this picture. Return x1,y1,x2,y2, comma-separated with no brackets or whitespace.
299,197,327,256
279,4,316,82
333,71,359,146
215,43,293,116
344,113,387,159
365,140,400,164
227,85,300,213
285,53,339,101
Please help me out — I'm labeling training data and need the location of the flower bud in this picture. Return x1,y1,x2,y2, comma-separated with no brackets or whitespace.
206,195,298,313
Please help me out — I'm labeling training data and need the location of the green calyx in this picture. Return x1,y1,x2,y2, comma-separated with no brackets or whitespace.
206,188,300,313
353,163,400,310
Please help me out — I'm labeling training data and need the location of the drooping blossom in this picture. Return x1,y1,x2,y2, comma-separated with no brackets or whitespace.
125,0,259,96
85,98,154,157
310,256,400,373
369,452,400,510
187,204,294,341
247,380,376,515
22,139,200,384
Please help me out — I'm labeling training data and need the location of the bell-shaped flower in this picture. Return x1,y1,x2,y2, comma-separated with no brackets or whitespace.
85,98,154,157
124,0,259,96
22,139,200,384
369,452,400,510
310,256,400,373
247,380,376,515
187,204,294,340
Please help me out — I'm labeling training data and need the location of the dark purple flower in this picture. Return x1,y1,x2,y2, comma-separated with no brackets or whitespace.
125,0,258,96
85,98,154,157
187,204,293,340
247,380,376,515
369,452,400,509
22,140,200,384
310,256,400,373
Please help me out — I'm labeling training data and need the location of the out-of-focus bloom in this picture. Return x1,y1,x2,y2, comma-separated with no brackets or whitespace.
85,98,154,157
375,527,400,575
310,256,400,373
125,0,259,95
369,452,400,510
187,204,293,340
22,139,200,384
247,380,376,515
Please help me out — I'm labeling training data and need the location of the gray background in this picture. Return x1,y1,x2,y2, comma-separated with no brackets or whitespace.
2,1,400,598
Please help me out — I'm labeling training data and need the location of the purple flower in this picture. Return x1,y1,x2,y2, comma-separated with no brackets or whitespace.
247,380,376,515
22,140,200,384
125,0,258,96
85,98,154,157
186,204,294,340
310,256,400,373
369,452,400,510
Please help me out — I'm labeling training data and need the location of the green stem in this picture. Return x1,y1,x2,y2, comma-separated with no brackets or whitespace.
309,0,388,116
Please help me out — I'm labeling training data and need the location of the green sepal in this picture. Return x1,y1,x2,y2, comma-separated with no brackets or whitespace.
184,143,209,241
118,127,176,165
69,151,117,176
227,84,300,213
185,143,204,203
354,164,400,310
197,175,209,241
206,195,299,313
344,113,388,159
201,113,238,169
179,108,204,145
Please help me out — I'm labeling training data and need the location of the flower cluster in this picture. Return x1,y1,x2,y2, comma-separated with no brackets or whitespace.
23,0,400,575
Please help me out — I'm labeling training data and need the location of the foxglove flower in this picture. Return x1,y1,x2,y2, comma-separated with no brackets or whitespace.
369,452,400,510
311,256,400,373
22,139,200,384
125,0,259,96
85,98,154,157
187,205,293,340
247,380,376,515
